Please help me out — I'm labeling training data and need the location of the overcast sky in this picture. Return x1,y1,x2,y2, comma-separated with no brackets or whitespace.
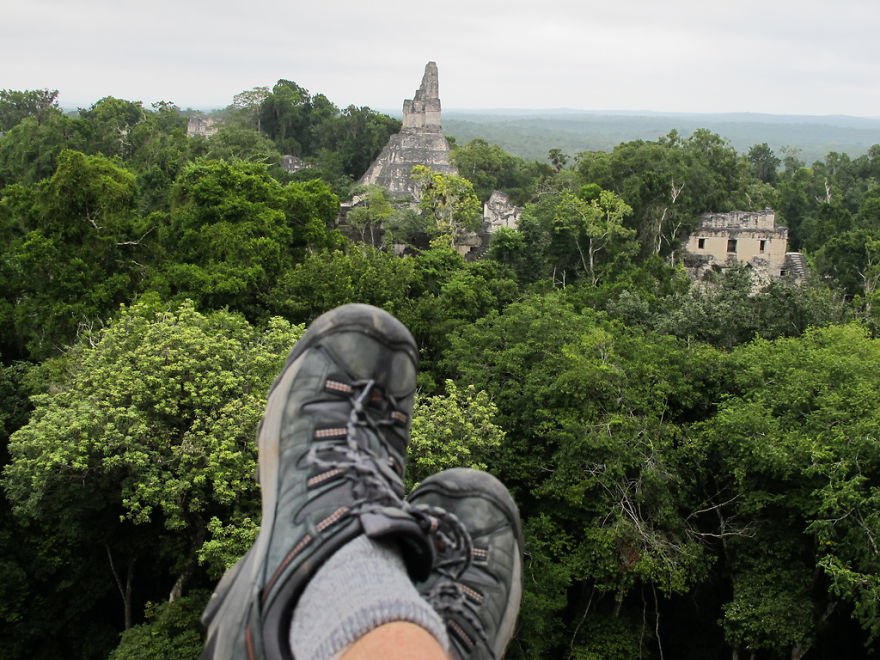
2,0,878,117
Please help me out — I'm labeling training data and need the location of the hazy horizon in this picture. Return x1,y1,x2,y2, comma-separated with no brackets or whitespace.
55,101,880,124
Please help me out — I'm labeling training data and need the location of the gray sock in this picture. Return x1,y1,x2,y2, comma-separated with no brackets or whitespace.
288,534,449,659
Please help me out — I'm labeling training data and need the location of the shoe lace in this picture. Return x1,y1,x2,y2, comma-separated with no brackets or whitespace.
307,376,493,655
425,578,495,659
409,504,496,658
306,378,407,514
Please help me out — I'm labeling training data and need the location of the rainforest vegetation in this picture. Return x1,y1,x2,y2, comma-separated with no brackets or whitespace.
2,83,880,659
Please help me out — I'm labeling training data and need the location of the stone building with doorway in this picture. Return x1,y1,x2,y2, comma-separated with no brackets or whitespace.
684,210,806,282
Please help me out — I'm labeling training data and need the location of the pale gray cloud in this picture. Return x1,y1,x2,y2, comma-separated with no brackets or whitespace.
1,0,878,116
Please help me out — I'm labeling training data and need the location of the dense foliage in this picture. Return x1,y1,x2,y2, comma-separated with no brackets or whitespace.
1,83,879,659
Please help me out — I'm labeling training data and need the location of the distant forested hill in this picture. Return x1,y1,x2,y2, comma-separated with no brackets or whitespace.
439,109,880,164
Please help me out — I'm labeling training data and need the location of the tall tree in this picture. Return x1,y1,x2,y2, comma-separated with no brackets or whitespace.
259,79,312,155
332,105,401,179
697,325,880,656
1,150,147,359
450,138,543,204
442,294,724,658
747,142,781,185
0,112,86,187
552,189,636,285
154,159,293,319
346,185,394,247
411,165,482,248
231,86,270,131
0,89,60,131
79,97,147,160
3,301,302,643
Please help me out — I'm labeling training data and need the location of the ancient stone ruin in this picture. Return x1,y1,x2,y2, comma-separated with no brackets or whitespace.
348,62,519,261
483,191,521,232
683,209,805,283
280,154,309,173
186,116,219,138
359,62,457,195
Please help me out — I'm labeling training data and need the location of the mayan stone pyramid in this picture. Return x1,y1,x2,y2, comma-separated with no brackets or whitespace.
359,61,457,195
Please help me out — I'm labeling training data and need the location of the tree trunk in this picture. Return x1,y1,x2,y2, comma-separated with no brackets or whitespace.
169,571,186,603
653,585,664,660
586,239,599,286
613,586,624,618
791,645,809,660
571,237,590,283
655,207,668,255
106,545,136,630
124,558,134,630
169,554,196,603
569,585,595,654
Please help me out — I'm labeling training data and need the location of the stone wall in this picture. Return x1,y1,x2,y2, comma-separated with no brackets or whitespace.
698,209,776,230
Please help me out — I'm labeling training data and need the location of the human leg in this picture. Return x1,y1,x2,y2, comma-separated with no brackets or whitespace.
340,622,448,659
288,534,448,658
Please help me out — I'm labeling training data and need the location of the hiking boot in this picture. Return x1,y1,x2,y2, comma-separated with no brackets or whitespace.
201,304,434,660
408,468,524,659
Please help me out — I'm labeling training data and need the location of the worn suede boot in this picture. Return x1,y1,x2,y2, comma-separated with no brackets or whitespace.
409,468,524,659
201,304,434,660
